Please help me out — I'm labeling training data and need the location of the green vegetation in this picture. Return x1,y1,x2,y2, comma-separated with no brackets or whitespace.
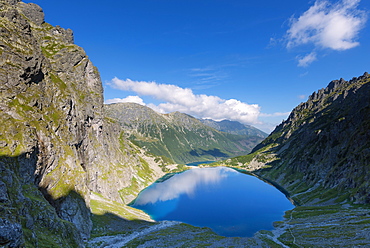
210,143,278,168
276,204,370,247
90,193,151,222
50,73,67,90
8,96,34,114
105,103,264,164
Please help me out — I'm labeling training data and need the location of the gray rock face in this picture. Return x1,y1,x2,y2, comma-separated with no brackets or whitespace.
50,25,74,44
18,2,44,25
56,193,93,241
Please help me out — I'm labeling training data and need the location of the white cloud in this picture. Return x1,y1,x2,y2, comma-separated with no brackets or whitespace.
105,95,146,105
286,0,367,66
287,0,366,50
297,52,317,67
109,77,261,125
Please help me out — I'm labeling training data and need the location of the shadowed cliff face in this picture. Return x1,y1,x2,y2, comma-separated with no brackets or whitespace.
0,0,170,245
0,153,83,247
0,151,150,247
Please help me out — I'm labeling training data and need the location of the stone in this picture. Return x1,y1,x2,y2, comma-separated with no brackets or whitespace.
0,180,8,202
5,0,20,5
0,219,23,248
56,193,92,240
18,2,44,25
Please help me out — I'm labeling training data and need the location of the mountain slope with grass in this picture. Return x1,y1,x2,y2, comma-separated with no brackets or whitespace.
216,72,370,206
105,102,265,164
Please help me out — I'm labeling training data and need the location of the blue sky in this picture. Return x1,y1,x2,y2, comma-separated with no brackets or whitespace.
25,0,370,132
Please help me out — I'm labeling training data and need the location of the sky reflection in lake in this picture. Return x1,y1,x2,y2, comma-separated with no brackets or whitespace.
133,167,230,205
131,167,294,237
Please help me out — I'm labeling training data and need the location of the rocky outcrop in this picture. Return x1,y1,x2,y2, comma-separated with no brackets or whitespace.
18,2,44,26
0,1,170,246
105,102,263,164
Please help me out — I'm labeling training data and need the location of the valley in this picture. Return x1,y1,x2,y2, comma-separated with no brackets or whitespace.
0,0,369,247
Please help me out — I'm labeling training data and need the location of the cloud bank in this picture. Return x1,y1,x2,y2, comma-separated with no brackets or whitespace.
105,95,146,105
286,0,367,66
109,77,261,125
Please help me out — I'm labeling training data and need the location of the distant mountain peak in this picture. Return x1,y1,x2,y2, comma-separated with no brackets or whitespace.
200,118,267,138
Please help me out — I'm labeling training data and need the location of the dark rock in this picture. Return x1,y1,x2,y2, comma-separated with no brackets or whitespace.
5,0,20,5
0,219,23,248
56,193,92,240
0,180,8,202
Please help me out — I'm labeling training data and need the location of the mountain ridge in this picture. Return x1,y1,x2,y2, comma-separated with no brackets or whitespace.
215,72,370,205
105,102,265,164
199,118,267,137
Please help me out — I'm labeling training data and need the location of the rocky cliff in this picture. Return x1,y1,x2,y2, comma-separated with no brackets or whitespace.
0,1,172,246
105,102,264,164
218,72,370,205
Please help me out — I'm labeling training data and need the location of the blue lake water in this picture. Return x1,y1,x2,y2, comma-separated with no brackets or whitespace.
130,167,294,237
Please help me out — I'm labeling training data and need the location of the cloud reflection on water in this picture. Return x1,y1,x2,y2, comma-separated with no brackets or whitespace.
133,167,235,205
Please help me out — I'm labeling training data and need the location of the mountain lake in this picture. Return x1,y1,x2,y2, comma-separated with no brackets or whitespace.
130,167,294,237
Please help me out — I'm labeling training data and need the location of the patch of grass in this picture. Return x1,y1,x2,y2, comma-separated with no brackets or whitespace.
259,236,284,248
50,73,67,90
90,192,151,222
41,42,67,58
287,205,342,219
123,237,151,248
